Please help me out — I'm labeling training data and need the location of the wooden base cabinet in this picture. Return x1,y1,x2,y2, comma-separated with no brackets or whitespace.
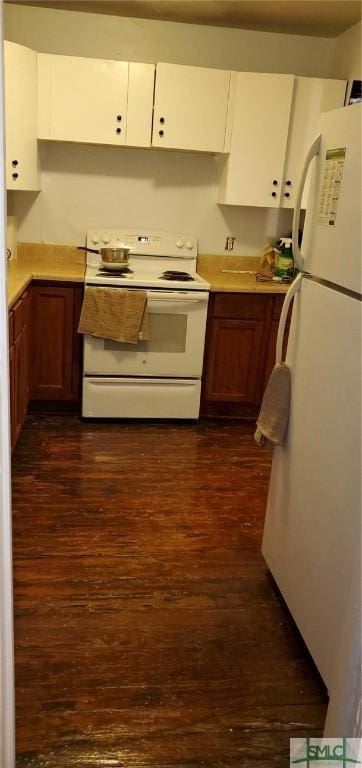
9,290,29,451
29,283,83,410
201,292,290,419
262,295,291,391
8,282,83,452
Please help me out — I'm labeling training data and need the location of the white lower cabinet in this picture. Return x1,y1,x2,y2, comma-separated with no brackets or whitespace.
4,41,39,191
152,62,231,153
218,72,346,209
38,54,155,148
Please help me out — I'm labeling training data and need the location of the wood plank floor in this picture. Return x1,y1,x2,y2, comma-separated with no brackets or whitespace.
11,416,327,768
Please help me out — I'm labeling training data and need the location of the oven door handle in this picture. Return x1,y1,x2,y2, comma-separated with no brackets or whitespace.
146,291,208,303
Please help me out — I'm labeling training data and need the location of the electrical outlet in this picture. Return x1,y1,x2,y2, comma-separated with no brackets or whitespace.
225,236,235,251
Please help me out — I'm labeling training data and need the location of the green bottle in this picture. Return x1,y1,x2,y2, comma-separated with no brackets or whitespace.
274,237,295,279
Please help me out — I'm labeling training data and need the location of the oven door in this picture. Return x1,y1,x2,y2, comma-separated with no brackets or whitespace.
83,289,209,378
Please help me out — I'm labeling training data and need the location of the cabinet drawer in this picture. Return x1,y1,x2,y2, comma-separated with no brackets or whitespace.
8,310,14,345
213,293,269,319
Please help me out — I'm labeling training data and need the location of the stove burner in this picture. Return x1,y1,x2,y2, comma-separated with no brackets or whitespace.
161,270,195,282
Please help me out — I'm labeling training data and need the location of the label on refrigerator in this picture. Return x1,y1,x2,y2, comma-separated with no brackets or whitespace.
318,147,346,226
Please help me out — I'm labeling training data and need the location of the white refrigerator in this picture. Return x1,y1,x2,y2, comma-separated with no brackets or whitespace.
262,103,361,703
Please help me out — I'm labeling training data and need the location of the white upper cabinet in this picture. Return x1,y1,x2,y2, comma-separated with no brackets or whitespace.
280,77,347,208
126,63,155,148
218,72,346,209
218,72,295,208
38,54,129,145
4,41,39,191
152,63,231,153
38,54,155,148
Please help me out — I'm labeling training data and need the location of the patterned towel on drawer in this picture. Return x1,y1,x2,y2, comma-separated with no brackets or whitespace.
78,287,148,343
254,362,291,447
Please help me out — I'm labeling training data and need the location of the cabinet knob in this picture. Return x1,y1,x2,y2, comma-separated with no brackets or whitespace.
12,172,19,180
271,191,277,198
286,180,292,186
159,130,164,137
160,117,165,124
116,127,122,134
284,192,290,198
272,179,278,186
12,160,18,167
116,115,122,121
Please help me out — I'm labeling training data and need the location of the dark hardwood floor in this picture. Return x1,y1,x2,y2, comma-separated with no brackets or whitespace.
11,416,327,768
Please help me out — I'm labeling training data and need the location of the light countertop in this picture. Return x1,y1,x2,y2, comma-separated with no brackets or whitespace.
7,247,290,308
197,255,289,294
7,243,85,308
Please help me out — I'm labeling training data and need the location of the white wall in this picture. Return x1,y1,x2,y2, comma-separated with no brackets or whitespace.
14,141,295,255
331,21,362,80
4,4,338,254
4,4,335,76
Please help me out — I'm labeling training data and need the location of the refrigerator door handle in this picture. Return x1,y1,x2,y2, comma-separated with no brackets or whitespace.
276,273,302,364
292,133,322,272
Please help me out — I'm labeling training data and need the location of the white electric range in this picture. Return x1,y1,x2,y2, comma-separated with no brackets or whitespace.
82,228,210,419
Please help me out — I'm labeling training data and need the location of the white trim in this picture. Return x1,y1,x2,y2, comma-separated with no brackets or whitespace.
0,7,15,767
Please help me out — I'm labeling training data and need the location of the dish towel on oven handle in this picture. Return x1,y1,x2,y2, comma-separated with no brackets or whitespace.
254,362,291,448
78,287,148,343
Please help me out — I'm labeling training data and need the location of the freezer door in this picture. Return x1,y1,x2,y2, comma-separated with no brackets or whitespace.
262,277,361,691
301,103,361,293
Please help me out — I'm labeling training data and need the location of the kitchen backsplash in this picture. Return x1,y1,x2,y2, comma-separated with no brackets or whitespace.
12,142,294,257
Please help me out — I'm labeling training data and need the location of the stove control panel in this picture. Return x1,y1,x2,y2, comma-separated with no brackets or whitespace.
87,229,197,259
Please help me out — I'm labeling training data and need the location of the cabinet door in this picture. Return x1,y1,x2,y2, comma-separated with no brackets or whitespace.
9,344,16,449
22,317,29,414
38,54,129,145
281,77,346,208
204,317,265,405
20,320,29,426
152,63,230,152
4,41,39,191
217,72,294,207
126,63,155,148
14,328,24,445
30,285,76,401
263,298,291,391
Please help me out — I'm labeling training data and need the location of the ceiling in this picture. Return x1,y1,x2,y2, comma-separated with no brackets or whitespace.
5,0,362,38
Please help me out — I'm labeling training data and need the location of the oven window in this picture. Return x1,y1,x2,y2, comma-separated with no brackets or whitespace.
104,312,188,353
